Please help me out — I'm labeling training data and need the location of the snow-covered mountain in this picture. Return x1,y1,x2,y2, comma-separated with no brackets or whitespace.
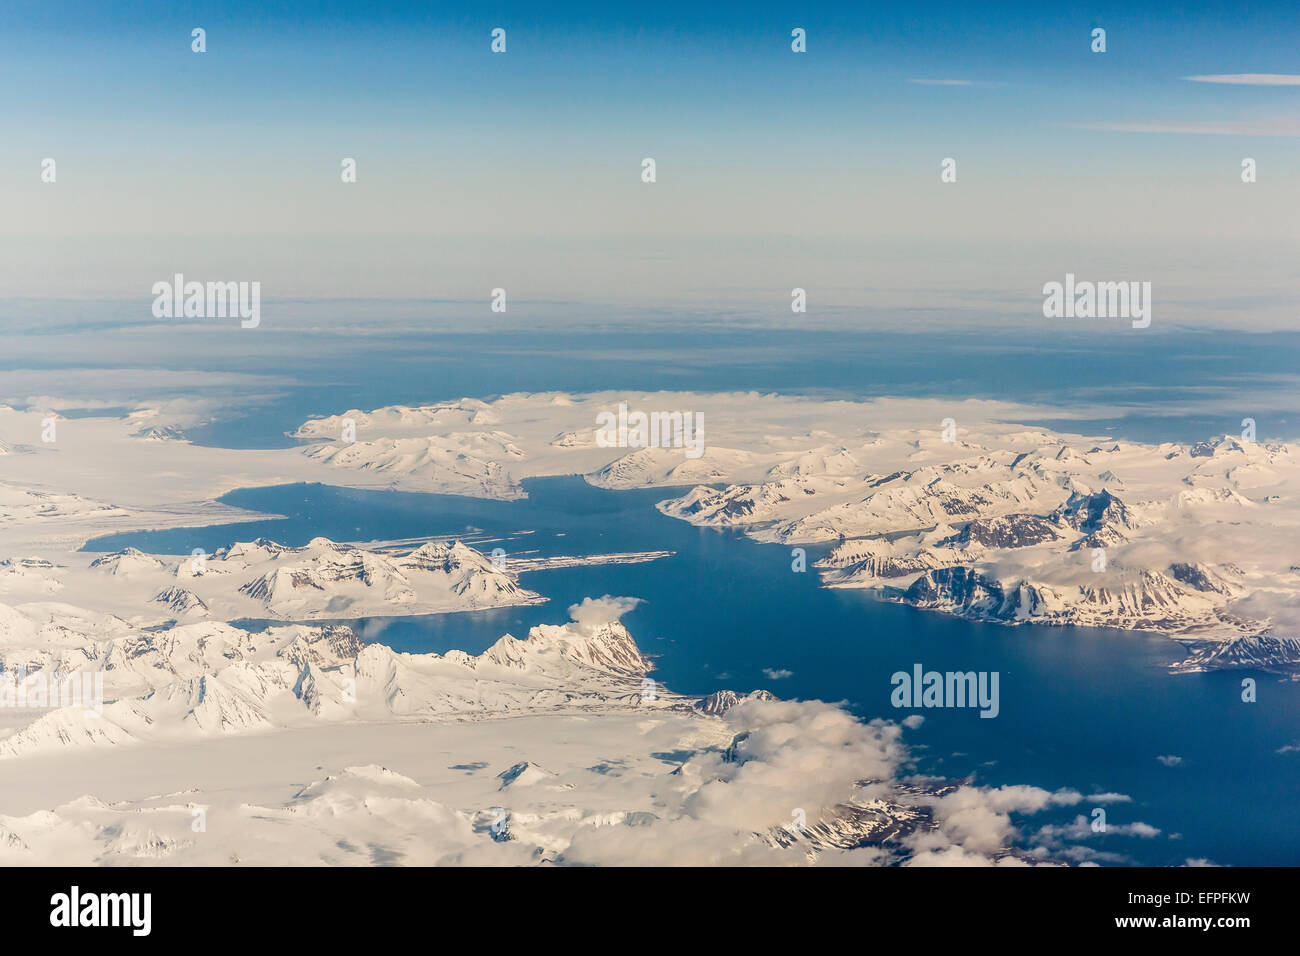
658,431,1300,672
89,547,167,576
0,601,665,758
1170,634,1300,675
0,485,129,529
150,585,210,617
899,565,1231,635
300,433,526,499
587,446,755,490
291,400,501,439
79,536,544,621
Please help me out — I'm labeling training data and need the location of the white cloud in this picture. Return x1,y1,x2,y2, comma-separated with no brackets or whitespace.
1085,792,1133,804
1071,119,1300,136
1035,816,1162,842
556,700,1120,866
566,595,642,632
560,700,909,865
1183,74,1300,86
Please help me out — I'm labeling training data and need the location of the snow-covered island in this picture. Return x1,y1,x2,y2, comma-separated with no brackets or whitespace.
89,536,543,621
656,433,1300,676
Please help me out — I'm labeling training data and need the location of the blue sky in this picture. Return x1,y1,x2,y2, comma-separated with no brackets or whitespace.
9,1,1298,134
1,0,1297,316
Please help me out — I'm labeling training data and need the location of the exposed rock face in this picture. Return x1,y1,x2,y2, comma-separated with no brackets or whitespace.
695,689,777,716
1167,562,1232,595
944,514,1062,549
901,565,1227,635
1171,635,1300,675
762,782,958,860
150,586,210,617
94,537,541,621
902,567,1059,622
1050,489,1132,548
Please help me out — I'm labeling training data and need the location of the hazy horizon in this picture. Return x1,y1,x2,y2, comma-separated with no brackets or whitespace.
4,0,1298,324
